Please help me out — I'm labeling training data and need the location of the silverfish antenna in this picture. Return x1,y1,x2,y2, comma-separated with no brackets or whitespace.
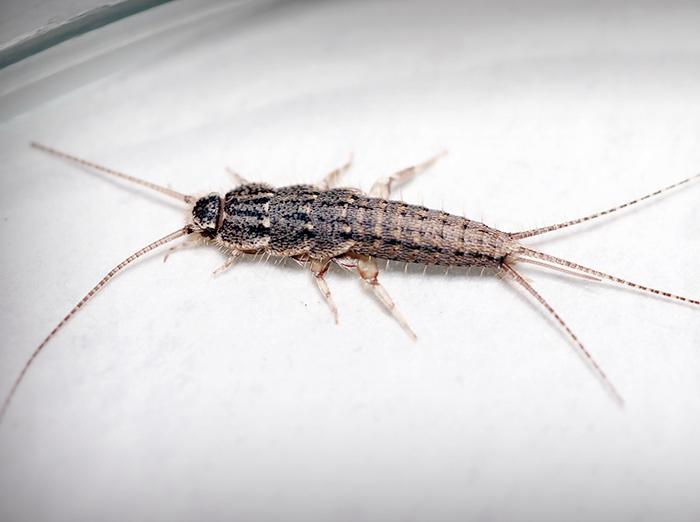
510,173,700,240
0,226,192,424
31,142,194,204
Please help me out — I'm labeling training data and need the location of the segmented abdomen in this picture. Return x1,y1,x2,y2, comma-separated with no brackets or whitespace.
310,190,513,267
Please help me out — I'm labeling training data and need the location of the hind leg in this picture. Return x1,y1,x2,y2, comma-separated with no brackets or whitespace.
369,150,447,198
335,253,416,339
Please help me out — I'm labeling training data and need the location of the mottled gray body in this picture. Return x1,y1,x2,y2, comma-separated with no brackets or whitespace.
211,183,515,267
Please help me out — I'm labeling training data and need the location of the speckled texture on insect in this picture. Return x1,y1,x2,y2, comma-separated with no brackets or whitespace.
1,143,698,421
197,184,514,267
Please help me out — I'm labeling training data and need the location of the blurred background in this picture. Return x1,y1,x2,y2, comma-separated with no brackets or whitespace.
1,1,699,521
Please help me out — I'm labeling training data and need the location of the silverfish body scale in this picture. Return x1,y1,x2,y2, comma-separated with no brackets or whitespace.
1,142,698,420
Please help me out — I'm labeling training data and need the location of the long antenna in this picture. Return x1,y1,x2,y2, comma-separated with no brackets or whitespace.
0,226,192,424
31,142,194,204
510,173,700,240
501,263,624,406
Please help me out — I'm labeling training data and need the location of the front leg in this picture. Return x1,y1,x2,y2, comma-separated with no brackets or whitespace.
224,166,250,185
162,236,199,263
213,251,242,277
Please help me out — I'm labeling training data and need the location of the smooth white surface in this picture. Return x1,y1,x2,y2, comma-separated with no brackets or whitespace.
1,1,699,521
